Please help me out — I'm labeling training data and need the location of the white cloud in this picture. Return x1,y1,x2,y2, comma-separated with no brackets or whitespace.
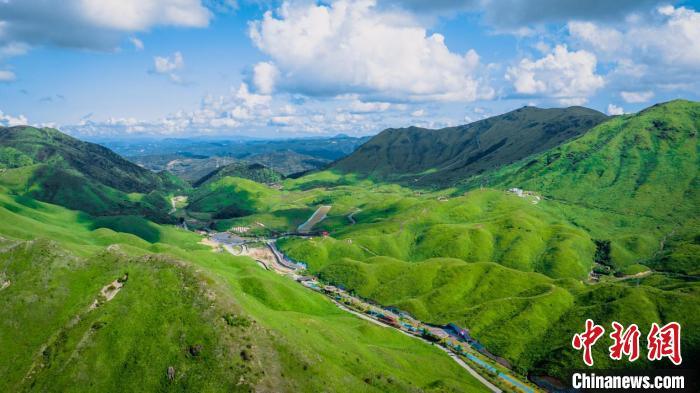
248,0,493,102
348,100,392,113
79,0,210,31
0,110,28,126
0,42,30,58
568,6,700,92
0,1,210,53
506,45,604,105
153,51,184,82
252,61,279,94
154,51,183,73
0,69,15,82
568,22,624,54
606,104,624,115
129,37,144,50
620,91,654,103
411,109,425,117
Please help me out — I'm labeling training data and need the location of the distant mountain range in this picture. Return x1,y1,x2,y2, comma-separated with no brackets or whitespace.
333,106,608,186
105,134,371,179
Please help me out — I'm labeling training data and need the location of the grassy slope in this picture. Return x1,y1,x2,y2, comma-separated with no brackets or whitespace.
267,101,700,377
333,106,607,187
192,162,283,188
0,126,183,221
0,186,489,392
462,101,698,217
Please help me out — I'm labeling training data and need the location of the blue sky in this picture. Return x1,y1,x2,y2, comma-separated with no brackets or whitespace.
1,0,699,138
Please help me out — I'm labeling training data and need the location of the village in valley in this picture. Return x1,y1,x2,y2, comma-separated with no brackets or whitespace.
200,208,539,393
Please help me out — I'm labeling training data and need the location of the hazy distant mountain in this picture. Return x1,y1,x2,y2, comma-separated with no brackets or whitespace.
333,106,608,186
104,134,371,162
108,134,370,181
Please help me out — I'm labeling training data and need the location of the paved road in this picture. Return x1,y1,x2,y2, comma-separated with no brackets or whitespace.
333,300,501,392
208,233,531,393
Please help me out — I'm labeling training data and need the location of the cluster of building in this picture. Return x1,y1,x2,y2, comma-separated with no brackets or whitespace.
296,277,520,374
507,188,542,204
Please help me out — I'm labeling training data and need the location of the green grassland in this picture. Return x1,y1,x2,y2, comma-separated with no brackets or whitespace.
196,101,699,379
180,167,699,378
0,182,490,392
0,126,185,222
2,100,698,388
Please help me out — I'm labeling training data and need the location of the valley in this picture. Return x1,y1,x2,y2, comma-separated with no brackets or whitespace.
1,100,698,392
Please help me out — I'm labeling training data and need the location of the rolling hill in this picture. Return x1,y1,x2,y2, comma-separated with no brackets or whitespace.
192,161,283,187
108,134,370,179
2,100,697,389
461,100,699,221
270,101,700,379
0,126,182,221
0,179,489,392
333,106,607,186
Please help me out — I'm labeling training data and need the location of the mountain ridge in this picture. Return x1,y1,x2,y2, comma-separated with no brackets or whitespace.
332,105,608,186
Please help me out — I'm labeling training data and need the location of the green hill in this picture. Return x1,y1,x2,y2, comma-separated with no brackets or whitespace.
333,106,607,187
272,101,700,379
0,126,182,221
192,161,283,187
460,99,700,271
462,100,699,220
0,186,490,392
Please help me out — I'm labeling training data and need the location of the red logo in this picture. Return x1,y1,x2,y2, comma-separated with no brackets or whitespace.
647,322,682,365
573,320,682,366
572,319,605,366
609,322,640,362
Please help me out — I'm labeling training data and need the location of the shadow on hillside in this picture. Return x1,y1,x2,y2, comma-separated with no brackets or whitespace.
84,215,162,243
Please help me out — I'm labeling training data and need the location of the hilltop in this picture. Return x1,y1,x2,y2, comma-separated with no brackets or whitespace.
0,126,182,221
333,106,607,187
462,100,699,220
192,161,283,187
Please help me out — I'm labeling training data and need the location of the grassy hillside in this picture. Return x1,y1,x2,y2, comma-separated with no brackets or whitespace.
268,101,700,379
0,126,183,221
192,162,283,187
0,126,174,192
333,106,607,187
461,100,699,221
0,187,490,392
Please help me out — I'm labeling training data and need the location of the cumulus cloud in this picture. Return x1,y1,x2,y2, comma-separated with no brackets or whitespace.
506,45,604,105
620,91,654,103
0,110,28,126
63,81,433,137
607,104,625,115
0,1,210,51
153,51,184,82
252,62,279,95
0,69,15,82
568,6,700,92
248,0,493,102
69,83,274,136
